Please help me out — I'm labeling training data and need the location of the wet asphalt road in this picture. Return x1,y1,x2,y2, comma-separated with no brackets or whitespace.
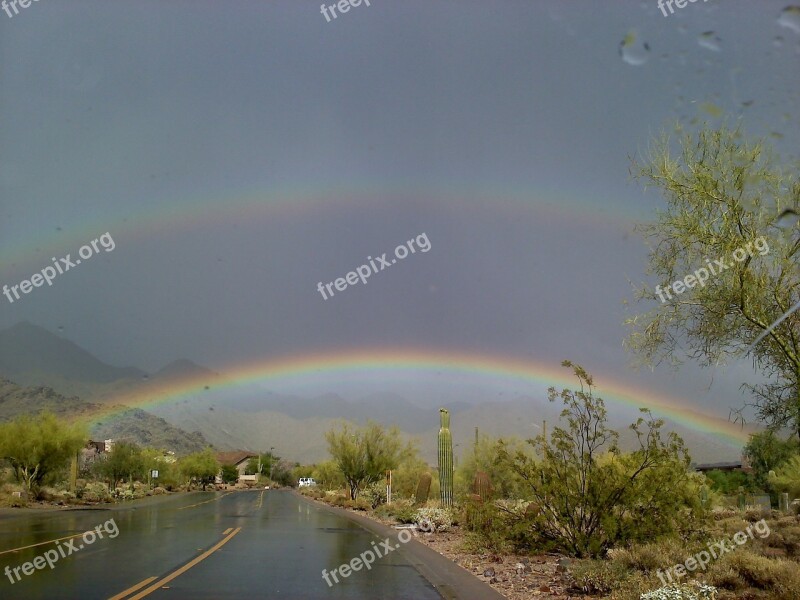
0,490,445,600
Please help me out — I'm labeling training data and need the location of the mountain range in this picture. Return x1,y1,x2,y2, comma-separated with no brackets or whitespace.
0,322,753,464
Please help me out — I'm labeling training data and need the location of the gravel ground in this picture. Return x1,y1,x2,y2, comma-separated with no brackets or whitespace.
409,526,577,600
361,510,579,600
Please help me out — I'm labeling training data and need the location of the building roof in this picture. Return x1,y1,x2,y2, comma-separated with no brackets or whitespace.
693,461,743,472
216,451,258,466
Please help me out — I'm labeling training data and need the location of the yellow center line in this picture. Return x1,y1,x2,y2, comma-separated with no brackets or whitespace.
177,491,233,511
111,528,242,600
107,577,158,600
0,531,88,556
222,528,232,535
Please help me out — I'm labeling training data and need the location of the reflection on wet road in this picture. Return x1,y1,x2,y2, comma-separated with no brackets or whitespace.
0,490,441,599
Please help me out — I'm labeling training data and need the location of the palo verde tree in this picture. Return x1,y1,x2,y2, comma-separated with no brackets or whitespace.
743,430,800,489
0,411,86,492
179,449,219,491
626,124,800,437
97,441,145,489
497,361,695,558
325,420,412,500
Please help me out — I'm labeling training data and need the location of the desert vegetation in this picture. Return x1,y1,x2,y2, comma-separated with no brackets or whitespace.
300,361,800,600
0,410,232,507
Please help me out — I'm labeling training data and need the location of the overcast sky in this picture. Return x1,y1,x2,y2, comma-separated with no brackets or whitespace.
1,1,798,416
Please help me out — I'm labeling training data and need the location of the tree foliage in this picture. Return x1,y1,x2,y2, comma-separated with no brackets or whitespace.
769,455,800,500
311,459,346,490
220,464,239,484
97,441,145,489
179,449,219,490
325,421,412,500
744,430,800,488
0,411,86,492
626,124,800,436
497,361,697,558
456,434,528,500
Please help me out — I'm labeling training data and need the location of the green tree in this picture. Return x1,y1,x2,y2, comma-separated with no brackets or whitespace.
311,460,346,490
179,449,219,490
390,452,432,500
704,469,754,494
744,430,800,488
0,412,86,492
140,448,179,488
769,455,800,500
325,421,412,500
245,452,277,477
626,125,800,437
220,464,239,484
455,434,528,500
97,441,145,489
497,361,696,558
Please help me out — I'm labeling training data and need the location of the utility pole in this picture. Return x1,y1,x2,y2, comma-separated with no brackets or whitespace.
269,447,275,482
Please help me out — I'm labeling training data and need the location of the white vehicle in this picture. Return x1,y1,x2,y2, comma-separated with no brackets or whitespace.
297,477,317,487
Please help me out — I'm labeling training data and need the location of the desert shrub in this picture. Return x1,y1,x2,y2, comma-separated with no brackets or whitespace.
299,487,324,500
346,497,370,511
153,487,167,495
639,582,718,600
78,482,111,503
386,499,417,524
767,524,800,557
329,494,349,507
705,550,800,599
414,506,452,532
496,362,700,558
362,482,387,509
36,487,59,502
572,559,633,595
720,550,779,588
609,538,693,573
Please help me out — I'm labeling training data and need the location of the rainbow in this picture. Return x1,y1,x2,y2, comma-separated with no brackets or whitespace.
1,182,643,276
85,348,752,448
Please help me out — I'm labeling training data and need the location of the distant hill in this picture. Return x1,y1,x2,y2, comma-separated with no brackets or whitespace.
0,378,210,455
216,390,471,433
153,359,221,381
91,407,209,453
0,321,753,464
0,322,145,385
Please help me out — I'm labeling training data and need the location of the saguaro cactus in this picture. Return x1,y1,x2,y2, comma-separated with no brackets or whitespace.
438,408,454,507
415,472,432,505
473,470,493,502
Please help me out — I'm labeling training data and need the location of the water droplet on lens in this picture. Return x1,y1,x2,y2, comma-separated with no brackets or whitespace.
776,209,799,229
778,6,800,34
619,30,650,66
698,31,721,52
699,102,723,118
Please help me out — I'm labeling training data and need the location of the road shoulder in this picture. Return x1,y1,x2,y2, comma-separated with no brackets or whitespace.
294,491,507,600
